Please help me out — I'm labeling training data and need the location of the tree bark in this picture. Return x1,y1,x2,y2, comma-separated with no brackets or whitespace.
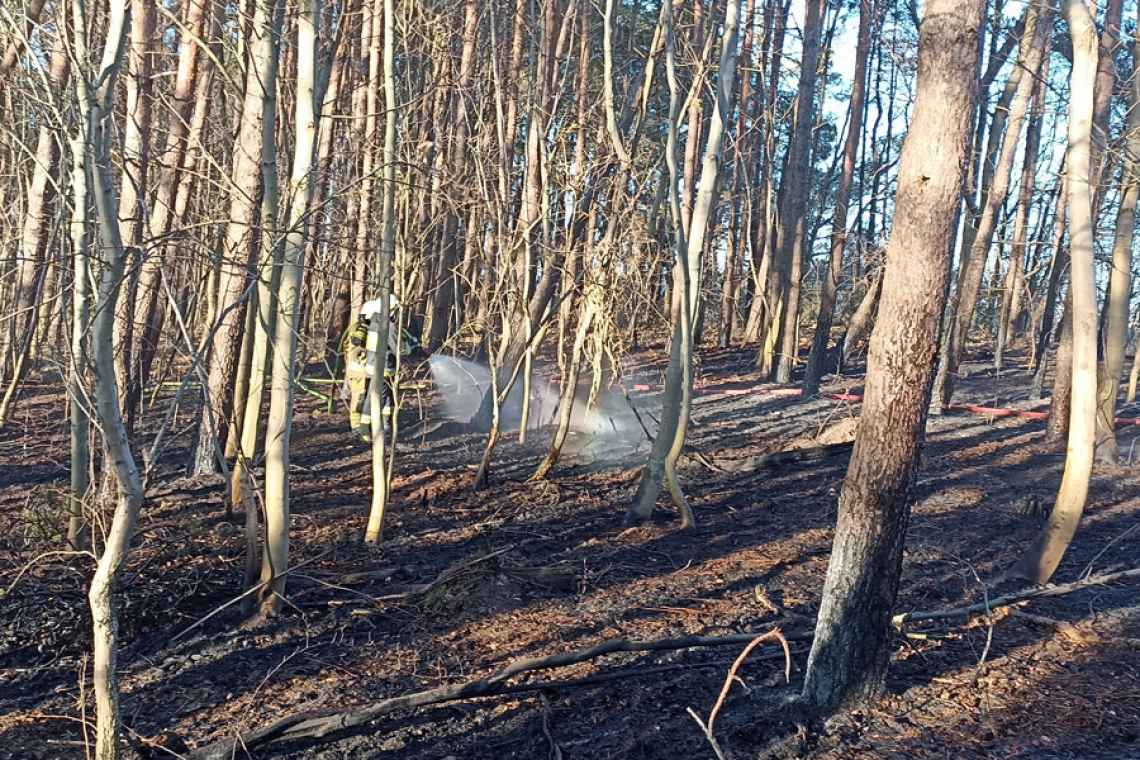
113,0,156,436
801,0,982,712
257,0,320,618
0,33,68,427
130,0,212,416
0,0,46,82
71,0,147,754
1092,32,1140,465
995,41,1049,373
191,0,279,474
363,0,398,544
68,132,91,550
628,0,739,528
1013,0,1098,586
932,0,1050,412
1047,288,1074,443
803,0,873,394
769,0,826,383
1031,171,1068,400
425,0,479,351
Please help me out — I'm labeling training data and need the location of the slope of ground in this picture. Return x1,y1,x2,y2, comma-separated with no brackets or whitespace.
1,346,1138,759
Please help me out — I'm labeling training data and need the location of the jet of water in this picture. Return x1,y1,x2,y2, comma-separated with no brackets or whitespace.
426,354,653,459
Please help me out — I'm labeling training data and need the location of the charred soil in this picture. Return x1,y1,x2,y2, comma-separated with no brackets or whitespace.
1,346,1138,759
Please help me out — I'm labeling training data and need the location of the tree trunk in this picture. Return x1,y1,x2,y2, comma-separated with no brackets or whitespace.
932,0,1050,411
112,0,155,436
1046,288,1074,443
1126,310,1139,403
364,0,398,544
841,265,883,364
233,1,286,526
803,0,872,394
1031,171,1068,400
769,0,825,383
0,33,68,427
1014,0,1098,584
425,0,478,352
130,0,212,416
72,0,147,754
0,0,46,81
257,0,320,618
801,0,982,712
995,43,1049,373
191,0,279,474
68,133,91,550
627,0,739,528
1092,36,1140,465
532,288,597,480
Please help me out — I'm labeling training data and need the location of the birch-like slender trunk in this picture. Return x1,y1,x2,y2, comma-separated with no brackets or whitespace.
233,0,286,549
71,0,146,754
628,0,739,527
1013,0,1098,585
364,0,398,543
257,0,321,617
68,133,91,549
1092,33,1140,465
191,0,279,474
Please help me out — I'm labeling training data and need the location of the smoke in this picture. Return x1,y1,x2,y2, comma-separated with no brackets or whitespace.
426,354,651,460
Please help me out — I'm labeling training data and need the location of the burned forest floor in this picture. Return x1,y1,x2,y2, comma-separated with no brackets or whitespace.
2,344,1139,759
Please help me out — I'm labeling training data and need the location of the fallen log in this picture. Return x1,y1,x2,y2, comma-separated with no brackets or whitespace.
186,626,808,759
892,566,1140,626
712,441,855,474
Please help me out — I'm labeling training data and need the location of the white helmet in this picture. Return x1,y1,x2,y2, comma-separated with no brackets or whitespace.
361,293,401,318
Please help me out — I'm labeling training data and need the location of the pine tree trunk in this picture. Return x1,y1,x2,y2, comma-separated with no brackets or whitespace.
191,0,279,474
0,34,68,427
932,0,1049,411
802,0,982,711
770,0,825,383
803,0,872,394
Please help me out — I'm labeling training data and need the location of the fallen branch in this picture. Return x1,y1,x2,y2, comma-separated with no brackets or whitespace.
892,567,1140,626
712,441,854,474
706,630,791,736
187,626,809,759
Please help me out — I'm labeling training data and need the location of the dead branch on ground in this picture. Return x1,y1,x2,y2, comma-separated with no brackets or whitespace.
187,626,809,759
892,566,1140,626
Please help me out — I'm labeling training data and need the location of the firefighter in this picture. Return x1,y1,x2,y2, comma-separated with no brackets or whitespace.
343,294,419,441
